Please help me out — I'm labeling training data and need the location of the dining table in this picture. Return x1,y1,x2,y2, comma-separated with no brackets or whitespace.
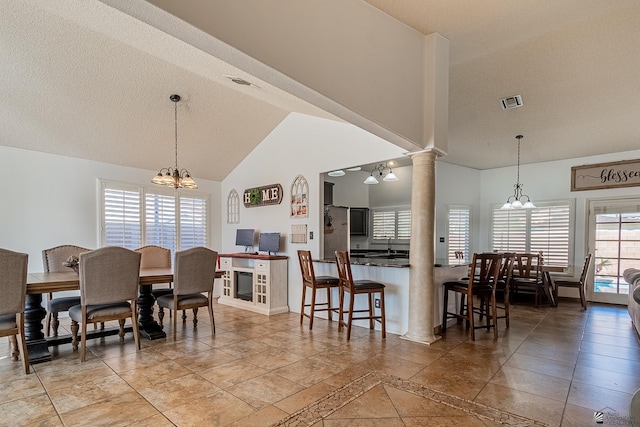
25,268,221,364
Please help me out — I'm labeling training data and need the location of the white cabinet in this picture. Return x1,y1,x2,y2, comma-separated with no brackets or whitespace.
218,254,288,315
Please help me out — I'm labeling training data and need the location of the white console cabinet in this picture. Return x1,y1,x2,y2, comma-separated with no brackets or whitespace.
218,253,289,315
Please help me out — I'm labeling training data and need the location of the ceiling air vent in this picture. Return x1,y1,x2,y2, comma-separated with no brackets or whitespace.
500,95,523,110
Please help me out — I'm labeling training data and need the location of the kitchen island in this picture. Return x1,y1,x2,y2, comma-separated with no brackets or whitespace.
313,258,468,336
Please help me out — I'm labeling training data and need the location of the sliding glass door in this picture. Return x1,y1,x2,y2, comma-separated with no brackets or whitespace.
587,198,640,305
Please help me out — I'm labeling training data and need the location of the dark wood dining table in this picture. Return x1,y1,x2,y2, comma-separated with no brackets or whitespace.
25,268,220,363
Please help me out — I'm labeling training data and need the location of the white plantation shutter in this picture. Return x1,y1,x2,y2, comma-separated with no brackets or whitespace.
145,193,176,252
492,208,527,253
103,187,141,249
448,206,470,263
397,210,412,240
491,200,573,267
100,180,209,251
372,211,397,239
530,204,570,267
180,196,207,249
372,208,412,240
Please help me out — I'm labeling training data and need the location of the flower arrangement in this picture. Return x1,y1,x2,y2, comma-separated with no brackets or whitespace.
63,255,79,274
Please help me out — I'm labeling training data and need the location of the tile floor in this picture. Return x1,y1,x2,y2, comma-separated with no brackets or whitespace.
0,299,638,426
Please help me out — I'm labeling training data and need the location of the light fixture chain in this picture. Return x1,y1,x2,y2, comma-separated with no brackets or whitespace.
174,99,179,170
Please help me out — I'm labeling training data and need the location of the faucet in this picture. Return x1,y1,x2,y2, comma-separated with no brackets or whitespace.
387,237,392,254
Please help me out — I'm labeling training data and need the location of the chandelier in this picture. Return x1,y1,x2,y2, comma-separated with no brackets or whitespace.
151,94,197,189
501,135,535,209
363,162,399,184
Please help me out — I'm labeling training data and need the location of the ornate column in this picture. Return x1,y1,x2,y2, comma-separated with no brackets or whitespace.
401,149,440,344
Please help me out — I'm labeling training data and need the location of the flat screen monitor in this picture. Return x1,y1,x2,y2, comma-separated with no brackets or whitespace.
258,232,280,255
235,229,255,251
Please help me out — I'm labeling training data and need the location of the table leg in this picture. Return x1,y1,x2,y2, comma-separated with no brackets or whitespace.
137,284,166,340
24,293,52,363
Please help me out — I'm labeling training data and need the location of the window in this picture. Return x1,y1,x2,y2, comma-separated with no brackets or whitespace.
100,180,209,253
491,200,574,268
372,208,411,240
447,206,470,264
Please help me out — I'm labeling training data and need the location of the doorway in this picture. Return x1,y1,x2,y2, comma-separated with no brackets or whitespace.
587,198,640,305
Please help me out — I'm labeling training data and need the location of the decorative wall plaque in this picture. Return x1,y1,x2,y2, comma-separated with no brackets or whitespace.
571,159,640,191
290,174,309,218
243,184,283,207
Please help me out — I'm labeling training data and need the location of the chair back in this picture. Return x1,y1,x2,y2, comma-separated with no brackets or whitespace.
468,252,503,289
173,247,218,295
79,247,141,306
579,253,593,284
42,245,91,272
0,248,28,317
499,253,516,286
514,252,543,279
335,251,355,292
135,245,171,269
298,250,316,287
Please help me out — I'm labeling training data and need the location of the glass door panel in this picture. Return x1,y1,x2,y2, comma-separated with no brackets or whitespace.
589,204,640,305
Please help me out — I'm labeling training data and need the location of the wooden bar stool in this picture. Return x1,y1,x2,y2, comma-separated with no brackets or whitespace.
334,251,386,341
298,250,339,330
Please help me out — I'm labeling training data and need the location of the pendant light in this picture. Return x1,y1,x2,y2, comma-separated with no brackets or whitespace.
151,94,197,189
501,135,535,209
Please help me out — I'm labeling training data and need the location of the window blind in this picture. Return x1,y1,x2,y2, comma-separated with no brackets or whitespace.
145,193,176,252
180,196,208,249
448,207,470,264
103,188,142,249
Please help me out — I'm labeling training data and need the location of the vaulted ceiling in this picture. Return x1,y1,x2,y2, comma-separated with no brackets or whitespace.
2,1,639,181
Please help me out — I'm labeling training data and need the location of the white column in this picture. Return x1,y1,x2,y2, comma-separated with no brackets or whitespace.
401,149,440,345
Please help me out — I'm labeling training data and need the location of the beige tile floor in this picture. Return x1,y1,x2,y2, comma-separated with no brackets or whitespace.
0,299,638,426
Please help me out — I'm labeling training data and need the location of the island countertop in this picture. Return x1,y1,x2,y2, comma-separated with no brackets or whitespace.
314,257,410,268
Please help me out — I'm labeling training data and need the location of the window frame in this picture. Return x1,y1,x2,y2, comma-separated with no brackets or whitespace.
371,206,412,241
446,205,471,265
490,199,575,273
99,179,210,252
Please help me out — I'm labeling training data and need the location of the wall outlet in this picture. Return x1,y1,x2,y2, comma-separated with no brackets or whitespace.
309,231,314,240
374,298,381,308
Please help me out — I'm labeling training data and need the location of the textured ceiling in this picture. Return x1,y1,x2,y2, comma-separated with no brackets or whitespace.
2,0,639,181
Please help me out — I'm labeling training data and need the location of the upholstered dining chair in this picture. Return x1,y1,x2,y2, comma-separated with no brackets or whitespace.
554,253,592,310
42,245,92,337
298,250,340,330
442,252,503,340
69,247,141,362
156,247,218,340
0,248,30,374
334,251,386,341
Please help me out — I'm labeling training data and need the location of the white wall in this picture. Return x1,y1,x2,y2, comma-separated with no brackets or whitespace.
0,146,222,273
220,113,406,311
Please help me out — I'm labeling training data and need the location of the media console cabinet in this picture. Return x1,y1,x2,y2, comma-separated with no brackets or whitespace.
218,253,289,315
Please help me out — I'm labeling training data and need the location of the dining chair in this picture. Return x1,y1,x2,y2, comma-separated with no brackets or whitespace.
334,251,386,341
442,252,503,340
156,247,218,340
494,253,516,328
69,247,141,362
0,248,30,374
554,253,592,310
511,252,548,306
42,244,91,337
134,245,183,319
298,250,340,330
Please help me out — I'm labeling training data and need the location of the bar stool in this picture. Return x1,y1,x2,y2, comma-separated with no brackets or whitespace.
334,251,386,341
298,250,339,330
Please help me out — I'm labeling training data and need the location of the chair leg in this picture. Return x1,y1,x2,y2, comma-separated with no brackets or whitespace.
9,335,18,361
71,320,79,350
173,308,178,341
131,303,140,351
300,284,307,325
193,307,199,327
309,287,317,330
368,293,374,330
327,287,333,322
208,300,215,335
442,287,449,332
380,290,386,339
51,313,60,337
469,293,475,341
45,312,51,338
346,293,355,341
118,319,126,343
579,285,587,310
338,289,345,332
80,321,88,362
158,307,165,327
491,293,498,339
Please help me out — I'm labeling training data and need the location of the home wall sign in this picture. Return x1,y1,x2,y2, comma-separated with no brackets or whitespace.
243,184,283,207
571,159,640,191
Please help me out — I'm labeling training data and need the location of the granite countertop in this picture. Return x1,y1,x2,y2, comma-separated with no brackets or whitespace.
315,257,410,268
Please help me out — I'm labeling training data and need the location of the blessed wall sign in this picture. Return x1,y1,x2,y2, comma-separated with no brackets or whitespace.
571,159,640,191
243,184,283,207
